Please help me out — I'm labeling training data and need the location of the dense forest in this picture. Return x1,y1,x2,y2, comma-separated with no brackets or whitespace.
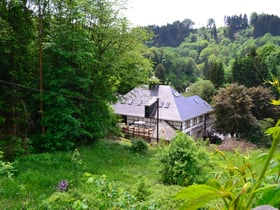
0,0,154,157
1,0,280,159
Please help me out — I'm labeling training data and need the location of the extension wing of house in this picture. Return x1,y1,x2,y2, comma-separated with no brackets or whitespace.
112,84,213,142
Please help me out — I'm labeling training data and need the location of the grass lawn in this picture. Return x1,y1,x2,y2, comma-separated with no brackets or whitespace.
0,138,279,209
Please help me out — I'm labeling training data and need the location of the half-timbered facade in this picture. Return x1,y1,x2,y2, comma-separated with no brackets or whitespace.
112,85,213,141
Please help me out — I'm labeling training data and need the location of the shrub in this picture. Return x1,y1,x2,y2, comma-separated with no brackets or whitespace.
160,132,212,186
0,151,16,178
134,179,151,201
130,138,148,154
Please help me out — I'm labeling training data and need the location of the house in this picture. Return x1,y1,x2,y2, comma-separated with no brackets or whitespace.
112,84,214,142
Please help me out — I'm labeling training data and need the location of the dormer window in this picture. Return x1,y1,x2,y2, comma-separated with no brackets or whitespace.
127,99,133,105
164,102,170,108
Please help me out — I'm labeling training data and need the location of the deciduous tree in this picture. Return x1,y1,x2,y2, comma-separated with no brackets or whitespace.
212,83,256,138
185,80,216,102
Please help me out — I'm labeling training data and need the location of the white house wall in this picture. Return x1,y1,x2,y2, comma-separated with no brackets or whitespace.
126,114,211,139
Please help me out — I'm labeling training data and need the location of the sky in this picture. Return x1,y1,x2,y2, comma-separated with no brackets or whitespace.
124,0,280,28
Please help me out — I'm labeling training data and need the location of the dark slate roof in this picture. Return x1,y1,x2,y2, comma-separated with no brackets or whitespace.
112,85,213,122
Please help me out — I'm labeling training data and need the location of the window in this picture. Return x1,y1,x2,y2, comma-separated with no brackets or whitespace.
127,99,133,105
186,120,191,128
199,115,203,123
164,102,170,108
193,118,197,126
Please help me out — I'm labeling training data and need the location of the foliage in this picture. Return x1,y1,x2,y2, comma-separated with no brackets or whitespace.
175,80,280,210
0,135,29,160
0,151,18,204
130,138,149,154
134,179,151,201
212,83,256,138
248,86,280,120
213,83,280,142
3,0,280,154
251,13,280,38
71,148,84,183
185,79,216,102
0,139,183,209
41,173,160,210
160,132,213,186
245,120,271,146
224,14,249,39
146,19,195,47
0,151,16,178
176,136,280,210
0,0,36,148
207,60,225,88
0,0,152,152
232,47,268,87
146,47,199,92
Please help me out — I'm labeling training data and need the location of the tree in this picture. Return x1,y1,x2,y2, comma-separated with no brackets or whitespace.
114,27,153,94
207,60,225,88
207,18,217,42
247,86,280,120
257,43,280,78
155,63,166,84
0,0,35,155
185,80,216,102
212,83,256,138
176,79,280,210
232,47,268,87
30,0,152,151
146,19,194,47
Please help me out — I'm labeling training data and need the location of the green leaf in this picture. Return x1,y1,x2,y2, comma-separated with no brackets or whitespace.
175,184,225,210
255,185,280,207
271,99,280,106
265,122,280,145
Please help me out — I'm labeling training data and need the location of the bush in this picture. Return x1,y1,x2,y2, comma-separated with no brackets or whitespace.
160,132,212,186
0,151,16,178
134,179,151,201
0,136,28,161
130,138,148,154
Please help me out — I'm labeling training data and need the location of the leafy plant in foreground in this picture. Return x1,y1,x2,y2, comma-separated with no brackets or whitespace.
175,79,280,210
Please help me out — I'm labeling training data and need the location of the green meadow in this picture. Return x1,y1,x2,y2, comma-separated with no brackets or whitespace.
0,138,278,209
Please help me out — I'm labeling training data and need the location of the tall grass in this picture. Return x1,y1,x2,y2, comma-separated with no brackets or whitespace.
0,139,183,209
1,138,275,209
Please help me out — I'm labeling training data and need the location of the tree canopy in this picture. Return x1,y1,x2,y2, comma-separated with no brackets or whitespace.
2,1,280,154
0,0,152,154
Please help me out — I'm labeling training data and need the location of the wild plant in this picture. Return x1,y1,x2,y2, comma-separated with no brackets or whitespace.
175,79,280,209
71,148,84,182
41,173,160,209
0,151,16,178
